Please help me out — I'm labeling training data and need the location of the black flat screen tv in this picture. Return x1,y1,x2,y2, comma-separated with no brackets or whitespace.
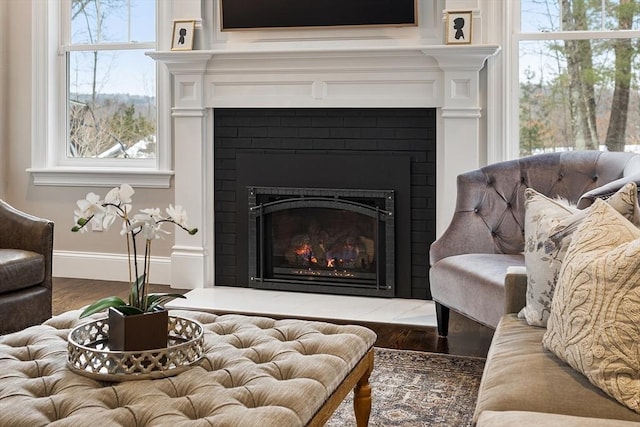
220,0,418,31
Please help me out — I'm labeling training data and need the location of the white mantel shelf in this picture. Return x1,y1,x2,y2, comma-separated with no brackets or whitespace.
148,44,501,71
148,43,502,289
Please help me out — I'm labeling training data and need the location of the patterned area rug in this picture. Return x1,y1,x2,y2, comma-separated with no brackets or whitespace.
327,348,486,427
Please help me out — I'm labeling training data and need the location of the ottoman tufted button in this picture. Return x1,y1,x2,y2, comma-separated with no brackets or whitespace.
592,175,598,181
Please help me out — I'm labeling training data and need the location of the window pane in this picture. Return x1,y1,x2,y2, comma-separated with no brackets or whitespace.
68,50,156,159
71,0,155,44
521,0,640,32
520,0,561,32
519,39,640,155
71,0,99,43
131,0,155,42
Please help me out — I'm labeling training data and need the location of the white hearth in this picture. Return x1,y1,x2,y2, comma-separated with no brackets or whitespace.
149,43,500,289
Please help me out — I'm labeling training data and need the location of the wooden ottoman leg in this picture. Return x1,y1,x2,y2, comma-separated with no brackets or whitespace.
353,350,374,427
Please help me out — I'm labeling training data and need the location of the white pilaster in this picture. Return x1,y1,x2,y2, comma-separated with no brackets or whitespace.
152,53,214,288
430,46,500,234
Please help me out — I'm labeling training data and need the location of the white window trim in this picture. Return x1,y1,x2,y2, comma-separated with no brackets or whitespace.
29,0,173,188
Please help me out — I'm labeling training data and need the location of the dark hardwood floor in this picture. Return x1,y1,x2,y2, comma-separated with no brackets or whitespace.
52,277,494,358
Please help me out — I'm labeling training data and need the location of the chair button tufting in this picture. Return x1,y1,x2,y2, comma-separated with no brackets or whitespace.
491,231,497,237
592,175,598,181
474,208,479,214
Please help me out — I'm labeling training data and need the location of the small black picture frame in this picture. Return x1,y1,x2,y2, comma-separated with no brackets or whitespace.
171,20,195,51
446,11,472,45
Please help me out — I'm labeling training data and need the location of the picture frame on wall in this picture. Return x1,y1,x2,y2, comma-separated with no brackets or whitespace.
171,20,195,51
445,11,472,45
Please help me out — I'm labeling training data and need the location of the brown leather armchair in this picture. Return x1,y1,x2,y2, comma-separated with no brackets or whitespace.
0,200,54,334
429,151,640,336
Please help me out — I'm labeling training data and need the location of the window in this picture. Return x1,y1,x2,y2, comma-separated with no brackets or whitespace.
516,0,640,156
30,0,172,187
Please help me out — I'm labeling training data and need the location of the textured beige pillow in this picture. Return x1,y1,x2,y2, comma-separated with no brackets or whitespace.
521,182,640,327
543,199,640,413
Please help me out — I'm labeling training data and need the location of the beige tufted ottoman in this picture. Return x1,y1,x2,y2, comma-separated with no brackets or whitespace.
0,309,376,426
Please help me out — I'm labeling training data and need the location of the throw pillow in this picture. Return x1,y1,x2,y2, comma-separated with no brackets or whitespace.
520,182,640,327
520,189,578,326
542,199,640,414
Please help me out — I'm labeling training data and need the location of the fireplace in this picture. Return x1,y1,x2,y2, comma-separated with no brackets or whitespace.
215,108,432,299
148,41,500,293
248,186,395,296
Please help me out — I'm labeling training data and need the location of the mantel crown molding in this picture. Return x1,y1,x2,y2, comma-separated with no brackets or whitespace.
422,45,502,71
146,51,213,74
148,44,501,73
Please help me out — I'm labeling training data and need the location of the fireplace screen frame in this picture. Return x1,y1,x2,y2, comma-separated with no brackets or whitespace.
248,186,395,297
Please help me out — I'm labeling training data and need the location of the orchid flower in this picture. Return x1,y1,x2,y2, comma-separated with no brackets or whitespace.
71,184,198,317
166,204,188,227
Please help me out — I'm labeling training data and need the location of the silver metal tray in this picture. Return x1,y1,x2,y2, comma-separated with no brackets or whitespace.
67,315,204,381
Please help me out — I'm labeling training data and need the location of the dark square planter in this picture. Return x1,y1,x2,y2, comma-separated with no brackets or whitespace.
107,307,169,351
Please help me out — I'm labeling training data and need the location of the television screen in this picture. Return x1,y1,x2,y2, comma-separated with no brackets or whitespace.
220,0,417,31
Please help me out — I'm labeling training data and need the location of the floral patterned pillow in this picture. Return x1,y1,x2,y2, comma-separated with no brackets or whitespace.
520,189,578,327
520,182,640,327
543,199,640,413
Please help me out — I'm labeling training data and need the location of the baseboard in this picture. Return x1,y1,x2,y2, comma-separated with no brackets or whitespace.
53,250,172,285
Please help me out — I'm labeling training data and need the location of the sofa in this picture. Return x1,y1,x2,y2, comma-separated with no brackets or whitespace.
429,150,640,336
473,283,640,425
0,200,54,334
465,154,640,425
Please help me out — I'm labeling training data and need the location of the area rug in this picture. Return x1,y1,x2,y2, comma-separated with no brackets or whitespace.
326,348,485,427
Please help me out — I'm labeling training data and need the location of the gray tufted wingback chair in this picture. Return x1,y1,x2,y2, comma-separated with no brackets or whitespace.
0,200,54,334
429,151,640,336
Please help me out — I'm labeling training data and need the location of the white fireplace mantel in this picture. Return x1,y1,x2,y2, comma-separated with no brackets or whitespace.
148,44,501,289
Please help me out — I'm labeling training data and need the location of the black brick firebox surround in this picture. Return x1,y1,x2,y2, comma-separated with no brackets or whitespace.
214,108,436,299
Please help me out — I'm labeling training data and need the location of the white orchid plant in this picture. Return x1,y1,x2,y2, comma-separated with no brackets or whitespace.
72,184,198,318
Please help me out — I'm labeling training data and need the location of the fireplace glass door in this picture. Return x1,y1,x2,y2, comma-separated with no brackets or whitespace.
248,187,395,297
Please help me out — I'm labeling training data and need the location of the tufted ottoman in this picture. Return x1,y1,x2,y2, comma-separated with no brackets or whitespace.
0,309,377,426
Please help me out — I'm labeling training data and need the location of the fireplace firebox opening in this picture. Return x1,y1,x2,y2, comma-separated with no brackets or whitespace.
248,187,395,297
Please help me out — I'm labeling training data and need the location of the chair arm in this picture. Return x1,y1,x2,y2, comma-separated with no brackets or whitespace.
577,171,640,209
0,200,54,290
504,266,527,314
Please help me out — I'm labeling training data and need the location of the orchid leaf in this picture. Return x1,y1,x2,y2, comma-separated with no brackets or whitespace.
79,296,128,318
111,305,145,316
129,274,146,308
146,293,186,311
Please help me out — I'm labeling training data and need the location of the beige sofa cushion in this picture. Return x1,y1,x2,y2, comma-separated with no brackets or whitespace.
473,314,640,424
543,199,640,414
477,410,640,427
